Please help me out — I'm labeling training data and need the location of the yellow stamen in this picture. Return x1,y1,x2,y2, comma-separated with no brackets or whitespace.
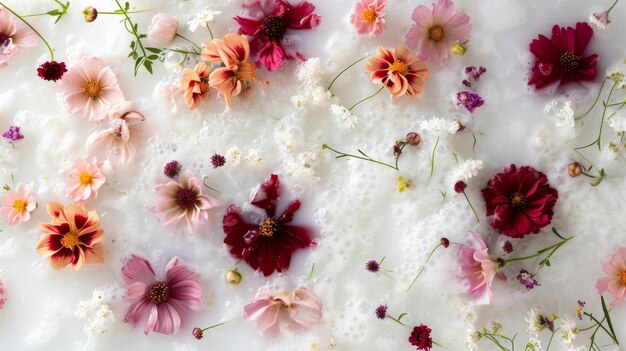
621,270,626,285
79,172,92,186
428,25,445,42
363,8,377,23
235,63,257,81
84,80,102,98
60,231,81,249
259,218,277,237
389,60,409,76
12,199,27,212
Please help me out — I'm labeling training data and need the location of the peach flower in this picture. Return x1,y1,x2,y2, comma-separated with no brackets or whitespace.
0,7,39,67
148,13,179,46
350,0,387,37
180,63,211,110
0,183,36,226
596,247,626,306
65,156,106,201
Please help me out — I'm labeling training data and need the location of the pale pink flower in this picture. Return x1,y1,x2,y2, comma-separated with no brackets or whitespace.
86,101,149,168
596,247,626,306
405,0,471,64
244,286,322,337
151,170,221,233
148,13,179,46
458,233,499,304
0,7,38,67
121,255,203,335
65,156,106,201
0,183,36,226
59,56,125,122
0,279,5,309
350,0,386,37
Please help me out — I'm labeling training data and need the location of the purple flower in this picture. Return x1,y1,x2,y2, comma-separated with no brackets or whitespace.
456,91,484,113
375,304,388,320
2,126,24,142
502,240,513,254
517,269,540,290
465,66,487,81
365,259,381,273
211,154,226,168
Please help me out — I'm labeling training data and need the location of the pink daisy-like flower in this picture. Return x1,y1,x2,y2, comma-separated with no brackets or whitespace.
151,170,221,233
458,233,500,304
405,0,471,64
121,255,203,335
243,286,322,337
65,156,106,201
0,7,38,67
59,56,125,122
596,247,626,306
0,183,36,226
350,0,386,37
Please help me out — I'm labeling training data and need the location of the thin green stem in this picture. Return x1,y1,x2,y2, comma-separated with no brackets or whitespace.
386,315,406,326
576,80,605,120
115,0,146,57
597,82,617,150
306,263,315,280
427,136,440,186
322,144,398,170
0,2,54,60
407,243,442,291
206,23,214,40
498,228,572,267
98,9,155,14
349,86,384,111
175,33,201,51
607,0,620,13
201,322,226,332
22,12,51,17
463,191,480,223
545,328,560,351
328,55,368,91
166,48,200,56
584,313,617,345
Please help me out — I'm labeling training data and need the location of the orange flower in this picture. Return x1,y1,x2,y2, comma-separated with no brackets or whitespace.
201,34,265,109
181,63,211,110
365,45,429,101
36,202,105,271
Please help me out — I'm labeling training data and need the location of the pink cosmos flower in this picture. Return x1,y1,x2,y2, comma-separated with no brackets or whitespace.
243,286,322,337
151,170,221,233
0,279,5,309
350,0,386,37
0,7,38,67
86,101,149,168
148,13,179,46
59,56,125,122
458,233,500,304
596,247,626,306
405,0,471,64
65,156,106,201
0,183,36,226
121,255,203,335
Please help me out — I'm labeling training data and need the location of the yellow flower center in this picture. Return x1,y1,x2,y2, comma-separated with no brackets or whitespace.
510,192,527,210
12,199,27,212
259,218,277,237
147,281,170,304
60,231,81,249
79,172,92,186
235,63,257,81
363,8,377,23
428,25,445,42
621,270,626,285
84,80,102,98
389,60,409,76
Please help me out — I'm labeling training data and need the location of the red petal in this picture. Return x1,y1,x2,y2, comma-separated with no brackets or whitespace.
277,200,301,224
250,174,281,217
282,1,320,29
574,22,593,55
258,41,285,71
223,205,260,260
234,16,264,36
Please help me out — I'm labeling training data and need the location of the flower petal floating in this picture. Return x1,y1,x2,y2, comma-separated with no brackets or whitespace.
243,286,322,337
365,45,429,101
65,156,106,201
180,63,212,110
59,56,125,122
405,0,471,64
596,247,626,306
482,164,558,239
350,0,386,37
234,0,321,71
458,233,499,304
36,202,105,271
0,7,39,67
121,255,203,335
0,183,36,226
528,22,598,90
223,174,315,276
152,170,221,233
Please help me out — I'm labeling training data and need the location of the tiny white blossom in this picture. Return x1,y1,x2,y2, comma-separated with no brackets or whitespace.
311,86,335,107
226,146,242,166
420,117,459,136
274,130,295,154
559,316,578,347
525,308,542,341
606,67,626,88
554,101,575,128
330,104,358,130
604,141,622,161
455,159,483,182
464,328,480,351
295,57,324,85
608,111,626,133
291,94,307,110
245,149,264,166
590,13,608,30
188,8,222,32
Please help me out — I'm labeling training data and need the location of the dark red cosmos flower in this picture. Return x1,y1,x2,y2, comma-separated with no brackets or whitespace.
223,174,315,276
409,324,433,351
234,0,321,71
37,61,67,82
482,164,558,239
528,22,598,90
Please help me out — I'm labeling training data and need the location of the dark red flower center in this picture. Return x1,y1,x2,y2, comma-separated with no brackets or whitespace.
0,33,9,47
176,188,197,210
259,218,278,237
262,15,287,39
428,25,445,42
559,51,580,72
147,281,170,304
509,192,527,210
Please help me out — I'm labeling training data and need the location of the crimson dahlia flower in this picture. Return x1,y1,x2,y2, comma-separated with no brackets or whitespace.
482,164,558,239
223,174,315,276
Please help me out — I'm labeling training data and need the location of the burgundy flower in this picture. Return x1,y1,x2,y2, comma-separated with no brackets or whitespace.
454,180,466,193
456,91,484,113
409,324,433,351
375,304,387,320
37,61,67,81
517,269,540,290
211,154,226,168
234,0,321,71
365,259,380,273
502,240,513,254
482,164,558,238
528,22,598,90
223,174,315,276
163,160,182,178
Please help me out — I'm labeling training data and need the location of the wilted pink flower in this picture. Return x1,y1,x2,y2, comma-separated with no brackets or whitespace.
243,286,322,337
151,170,221,232
65,156,106,201
122,255,203,335
59,56,125,122
350,0,386,37
458,233,499,304
596,247,626,306
0,7,39,67
405,0,471,64
0,183,36,226
148,13,179,46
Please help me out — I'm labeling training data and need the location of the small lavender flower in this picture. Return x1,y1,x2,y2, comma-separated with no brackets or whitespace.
456,91,485,113
517,269,540,290
2,126,24,142
375,304,388,320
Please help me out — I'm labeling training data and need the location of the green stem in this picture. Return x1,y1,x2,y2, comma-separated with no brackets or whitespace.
584,312,618,345
115,0,146,57
206,23,214,40
498,228,572,268
175,33,201,51
201,322,226,332
0,2,54,60
545,328,559,351
322,144,399,170
607,0,620,13
462,191,480,223
166,48,200,56
427,136,440,186
22,12,51,17
98,9,155,14
328,55,368,91
576,80,605,120
349,86,384,111
386,315,406,326
407,243,442,291
597,82,617,150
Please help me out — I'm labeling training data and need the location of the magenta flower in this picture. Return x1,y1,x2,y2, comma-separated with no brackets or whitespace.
122,255,203,335
596,247,626,306
0,183,36,226
405,0,471,64
0,279,5,309
0,7,38,67
350,0,386,37
458,233,499,304
234,0,321,71
456,91,484,113
243,286,322,337
1,125,23,142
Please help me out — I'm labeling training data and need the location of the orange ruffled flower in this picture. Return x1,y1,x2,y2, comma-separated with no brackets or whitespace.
36,202,105,271
201,34,265,109
181,63,211,110
365,45,429,101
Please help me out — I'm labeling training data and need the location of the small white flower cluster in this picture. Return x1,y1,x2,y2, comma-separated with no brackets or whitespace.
330,104,358,130
524,308,542,349
604,141,623,161
606,67,626,88
559,316,578,349
296,58,325,86
608,110,626,134
226,146,265,167
283,152,322,192
420,117,460,136
554,101,575,129
75,286,117,343
455,159,483,182
291,58,337,110
464,328,481,351
187,7,222,32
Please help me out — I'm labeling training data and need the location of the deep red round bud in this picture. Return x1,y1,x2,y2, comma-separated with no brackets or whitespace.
163,160,182,178
192,327,203,340
454,181,467,193
440,237,450,248
406,132,421,146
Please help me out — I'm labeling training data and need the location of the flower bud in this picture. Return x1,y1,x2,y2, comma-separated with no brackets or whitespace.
192,327,203,340
440,237,450,248
450,41,467,56
502,240,513,254
454,180,467,193
405,132,421,146
568,162,582,177
225,269,242,285
148,13,179,46
83,7,98,23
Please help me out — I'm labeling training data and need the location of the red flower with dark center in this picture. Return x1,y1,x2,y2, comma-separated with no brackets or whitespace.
234,0,321,71
37,61,68,82
223,174,315,276
528,22,598,90
482,164,558,238
409,324,433,351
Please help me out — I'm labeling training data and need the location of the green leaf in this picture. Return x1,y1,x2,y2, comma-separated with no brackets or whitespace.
397,313,407,321
601,295,619,345
143,60,153,74
146,47,161,54
544,260,551,267
147,55,159,60
130,41,136,49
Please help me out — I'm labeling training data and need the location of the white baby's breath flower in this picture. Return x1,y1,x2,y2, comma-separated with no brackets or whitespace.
296,57,324,85
291,94,307,110
245,149,264,166
330,104,358,130
274,130,295,154
606,67,626,88
311,86,335,107
420,117,459,136
188,8,222,32
608,110,626,134
604,141,622,161
559,316,578,347
455,159,483,182
226,145,242,166
554,101,575,128
525,308,542,340
464,328,480,351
